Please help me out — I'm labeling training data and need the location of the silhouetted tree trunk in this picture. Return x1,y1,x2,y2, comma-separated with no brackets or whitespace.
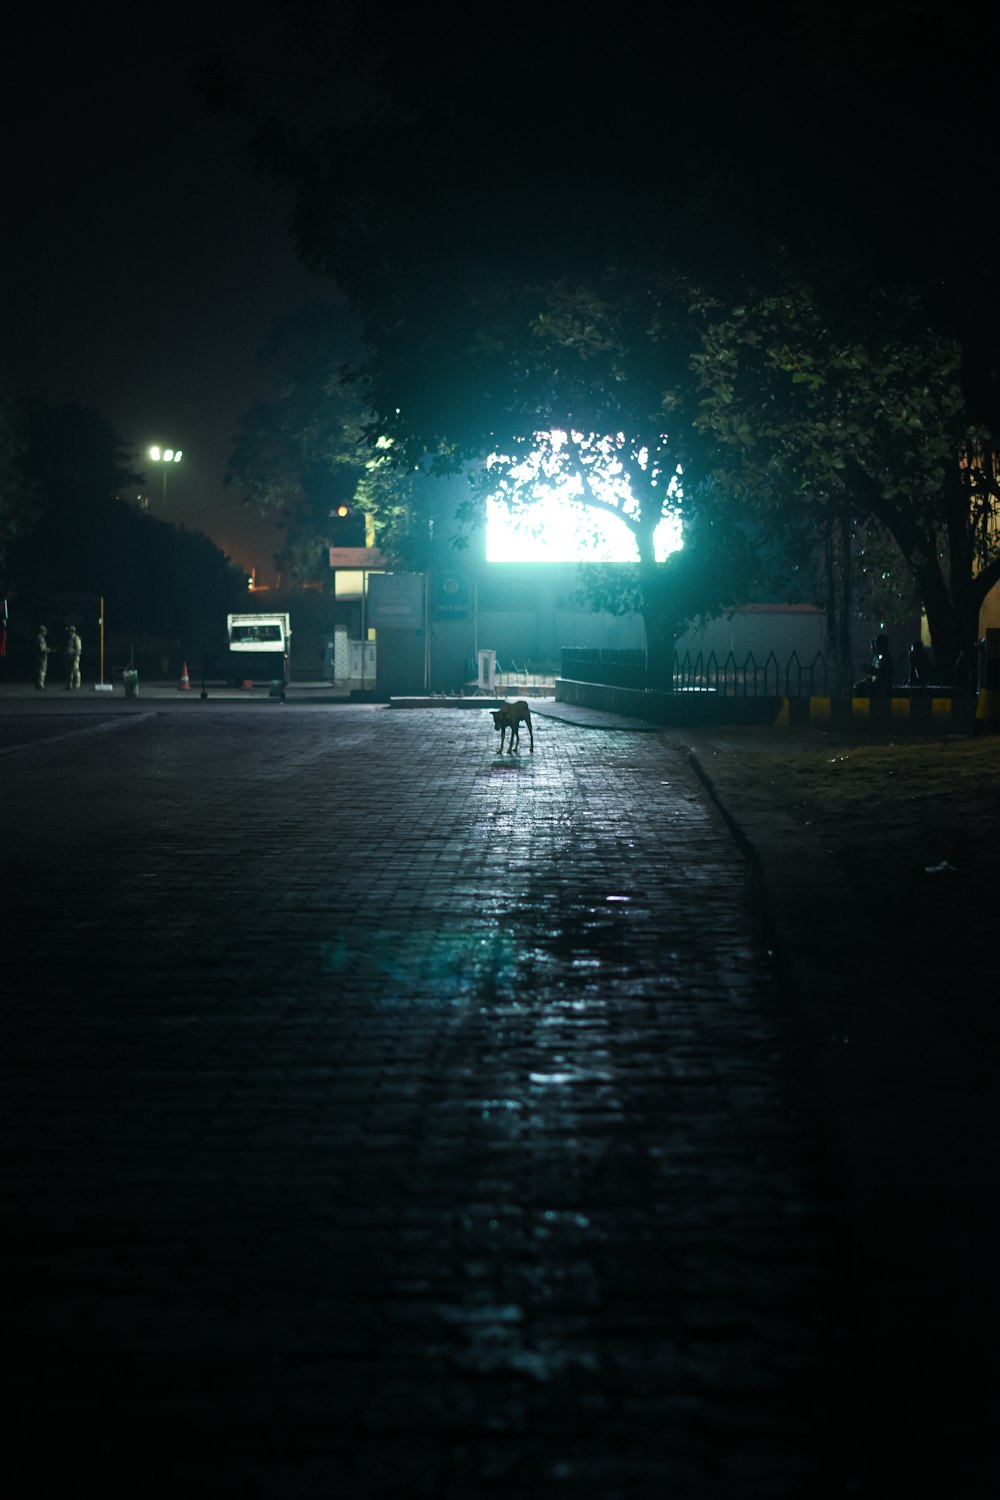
849,456,1000,683
822,505,855,696
638,555,676,693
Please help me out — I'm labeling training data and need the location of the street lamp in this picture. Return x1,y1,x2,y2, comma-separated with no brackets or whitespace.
149,445,183,515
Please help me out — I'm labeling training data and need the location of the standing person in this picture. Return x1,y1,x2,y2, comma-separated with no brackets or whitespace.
36,625,51,690
65,626,82,690
853,634,895,697
908,640,935,685
870,634,895,695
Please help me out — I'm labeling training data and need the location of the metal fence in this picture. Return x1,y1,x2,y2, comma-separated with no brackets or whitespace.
560,649,647,690
561,646,979,697
673,649,833,696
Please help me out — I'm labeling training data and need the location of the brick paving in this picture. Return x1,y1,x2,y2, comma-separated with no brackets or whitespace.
0,695,985,1496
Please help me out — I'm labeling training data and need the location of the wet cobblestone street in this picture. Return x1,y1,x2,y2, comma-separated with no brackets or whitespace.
2,702,882,1496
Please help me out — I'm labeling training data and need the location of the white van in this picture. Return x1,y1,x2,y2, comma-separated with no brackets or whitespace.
226,613,291,685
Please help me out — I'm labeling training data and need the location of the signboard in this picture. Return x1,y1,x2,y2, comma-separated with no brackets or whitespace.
328,547,386,569
226,613,290,653
434,571,471,621
366,573,425,629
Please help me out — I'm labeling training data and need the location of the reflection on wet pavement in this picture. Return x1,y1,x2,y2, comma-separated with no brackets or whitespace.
2,706,851,1498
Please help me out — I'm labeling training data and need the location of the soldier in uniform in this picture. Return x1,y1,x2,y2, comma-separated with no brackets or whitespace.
65,626,82,690
36,625,51,690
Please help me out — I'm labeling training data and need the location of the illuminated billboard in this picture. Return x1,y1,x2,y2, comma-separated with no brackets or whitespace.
484,431,683,564
486,491,682,564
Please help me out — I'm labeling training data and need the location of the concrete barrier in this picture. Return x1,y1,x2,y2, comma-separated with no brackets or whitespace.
554,679,977,734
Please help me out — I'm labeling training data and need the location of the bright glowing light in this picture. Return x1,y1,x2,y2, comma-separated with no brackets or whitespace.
163,449,174,462
173,450,182,463
487,490,682,562
149,446,161,461
485,430,684,563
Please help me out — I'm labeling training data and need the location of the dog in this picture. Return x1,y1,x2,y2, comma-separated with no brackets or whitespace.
491,699,534,754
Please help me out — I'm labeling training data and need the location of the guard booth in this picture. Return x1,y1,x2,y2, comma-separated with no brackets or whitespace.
226,613,291,685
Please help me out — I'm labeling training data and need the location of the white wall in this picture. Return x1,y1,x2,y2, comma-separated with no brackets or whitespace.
674,607,828,668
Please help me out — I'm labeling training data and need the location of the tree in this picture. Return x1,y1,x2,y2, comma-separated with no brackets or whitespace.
712,0,1000,441
442,274,796,683
4,396,247,662
223,297,462,586
220,268,806,683
0,370,41,572
691,276,1000,682
224,300,374,588
193,1,997,436
227,266,789,684
194,0,999,681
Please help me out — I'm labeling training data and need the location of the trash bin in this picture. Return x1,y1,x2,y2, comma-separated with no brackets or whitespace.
268,679,286,699
123,669,139,699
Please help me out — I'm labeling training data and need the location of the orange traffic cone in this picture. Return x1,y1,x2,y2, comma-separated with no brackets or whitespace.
177,661,191,691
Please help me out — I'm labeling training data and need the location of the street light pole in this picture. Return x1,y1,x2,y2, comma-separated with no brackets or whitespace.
149,445,183,517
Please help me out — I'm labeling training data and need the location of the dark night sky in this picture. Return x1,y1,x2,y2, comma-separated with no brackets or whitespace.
1,7,334,585
5,6,997,590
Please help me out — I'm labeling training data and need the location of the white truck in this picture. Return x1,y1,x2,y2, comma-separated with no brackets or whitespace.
226,612,291,686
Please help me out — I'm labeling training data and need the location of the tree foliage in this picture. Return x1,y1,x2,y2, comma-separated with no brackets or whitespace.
691,276,1000,678
225,301,370,586
3,396,247,663
0,369,40,571
193,0,1000,675
194,0,998,423
223,298,445,583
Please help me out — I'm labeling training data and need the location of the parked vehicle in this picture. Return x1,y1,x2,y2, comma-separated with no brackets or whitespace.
226,612,291,685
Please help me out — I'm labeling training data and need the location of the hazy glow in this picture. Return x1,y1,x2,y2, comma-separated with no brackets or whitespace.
487,489,682,562
485,430,684,564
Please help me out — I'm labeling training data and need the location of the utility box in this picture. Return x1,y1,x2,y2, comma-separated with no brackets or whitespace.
349,641,377,683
